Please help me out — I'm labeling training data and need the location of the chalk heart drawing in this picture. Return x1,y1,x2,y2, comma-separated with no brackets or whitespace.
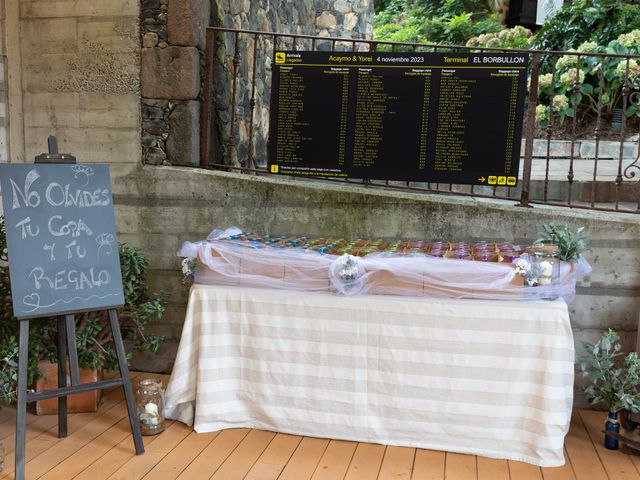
71,165,94,186
23,293,41,309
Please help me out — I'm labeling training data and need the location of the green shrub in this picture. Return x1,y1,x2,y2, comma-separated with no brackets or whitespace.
374,0,504,46
533,0,640,52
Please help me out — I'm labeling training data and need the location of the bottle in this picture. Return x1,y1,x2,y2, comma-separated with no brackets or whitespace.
604,411,620,450
136,378,165,435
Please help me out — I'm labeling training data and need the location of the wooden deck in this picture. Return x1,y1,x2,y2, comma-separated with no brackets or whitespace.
0,372,639,480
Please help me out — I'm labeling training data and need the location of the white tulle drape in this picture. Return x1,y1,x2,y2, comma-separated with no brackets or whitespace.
178,227,590,302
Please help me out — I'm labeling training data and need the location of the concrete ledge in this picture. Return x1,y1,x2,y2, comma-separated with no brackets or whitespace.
521,138,639,160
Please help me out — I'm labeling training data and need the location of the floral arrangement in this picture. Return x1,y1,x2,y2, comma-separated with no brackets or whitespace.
329,254,365,295
337,255,361,284
514,224,588,287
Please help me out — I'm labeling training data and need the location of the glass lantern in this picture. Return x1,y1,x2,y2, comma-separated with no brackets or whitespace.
529,243,559,286
136,378,165,435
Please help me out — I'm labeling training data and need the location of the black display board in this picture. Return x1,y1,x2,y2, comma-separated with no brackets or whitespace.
0,163,124,319
268,51,528,186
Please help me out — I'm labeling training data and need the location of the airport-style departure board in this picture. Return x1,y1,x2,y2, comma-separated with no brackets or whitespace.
267,51,528,186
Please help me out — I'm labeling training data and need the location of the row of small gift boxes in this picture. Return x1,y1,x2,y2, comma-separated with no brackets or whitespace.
222,235,525,262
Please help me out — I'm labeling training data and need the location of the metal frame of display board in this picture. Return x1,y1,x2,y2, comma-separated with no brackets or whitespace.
13,137,144,480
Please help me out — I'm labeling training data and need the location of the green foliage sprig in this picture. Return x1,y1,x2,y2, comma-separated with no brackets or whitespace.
535,224,588,261
0,216,166,403
578,329,640,413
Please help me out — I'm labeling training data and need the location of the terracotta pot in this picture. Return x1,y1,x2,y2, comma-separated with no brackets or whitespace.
35,360,102,415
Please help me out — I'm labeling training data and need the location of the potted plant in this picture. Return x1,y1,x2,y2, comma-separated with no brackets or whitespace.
0,215,166,411
578,329,640,449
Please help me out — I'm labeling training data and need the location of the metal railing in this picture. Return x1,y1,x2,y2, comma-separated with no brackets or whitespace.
201,27,640,213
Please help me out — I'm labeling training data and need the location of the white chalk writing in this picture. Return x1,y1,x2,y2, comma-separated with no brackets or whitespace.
29,266,110,291
10,169,41,209
43,243,56,261
65,240,86,259
48,215,94,238
15,217,40,239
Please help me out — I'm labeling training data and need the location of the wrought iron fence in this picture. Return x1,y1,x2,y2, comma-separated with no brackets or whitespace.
201,26,640,213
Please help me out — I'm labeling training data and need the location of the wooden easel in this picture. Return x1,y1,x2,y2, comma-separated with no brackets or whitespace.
14,137,144,479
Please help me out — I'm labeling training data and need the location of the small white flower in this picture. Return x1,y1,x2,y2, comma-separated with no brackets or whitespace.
556,53,578,71
616,59,640,79
515,258,531,276
538,73,554,89
559,70,585,85
577,41,598,53
535,104,548,125
144,402,159,416
552,94,570,113
540,261,554,277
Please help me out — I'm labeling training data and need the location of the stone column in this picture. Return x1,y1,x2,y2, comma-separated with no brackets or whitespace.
140,0,209,167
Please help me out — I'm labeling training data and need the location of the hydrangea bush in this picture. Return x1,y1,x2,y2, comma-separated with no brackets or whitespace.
534,30,640,128
465,26,533,50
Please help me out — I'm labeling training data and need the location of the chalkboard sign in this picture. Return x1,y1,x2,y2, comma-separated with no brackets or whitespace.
0,163,124,319
268,51,528,186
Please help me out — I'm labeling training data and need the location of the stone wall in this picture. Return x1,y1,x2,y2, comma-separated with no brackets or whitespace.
211,0,375,167
3,0,140,166
138,0,375,168
114,165,640,405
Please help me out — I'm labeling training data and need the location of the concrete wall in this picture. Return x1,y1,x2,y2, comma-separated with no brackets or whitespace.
115,165,640,406
0,0,7,163
3,0,140,167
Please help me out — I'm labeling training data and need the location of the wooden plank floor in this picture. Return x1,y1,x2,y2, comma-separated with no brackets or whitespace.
0,374,636,479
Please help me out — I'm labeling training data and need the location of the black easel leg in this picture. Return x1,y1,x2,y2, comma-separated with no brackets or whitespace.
108,309,144,454
15,319,29,480
65,315,81,386
57,315,68,438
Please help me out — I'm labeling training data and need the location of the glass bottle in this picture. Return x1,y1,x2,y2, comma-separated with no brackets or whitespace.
605,411,620,450
136,378,165,435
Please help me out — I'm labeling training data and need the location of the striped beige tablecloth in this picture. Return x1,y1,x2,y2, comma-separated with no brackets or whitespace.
164,284,574,467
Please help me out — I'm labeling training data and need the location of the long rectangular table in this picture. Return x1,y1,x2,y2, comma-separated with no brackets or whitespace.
164,284,574,467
